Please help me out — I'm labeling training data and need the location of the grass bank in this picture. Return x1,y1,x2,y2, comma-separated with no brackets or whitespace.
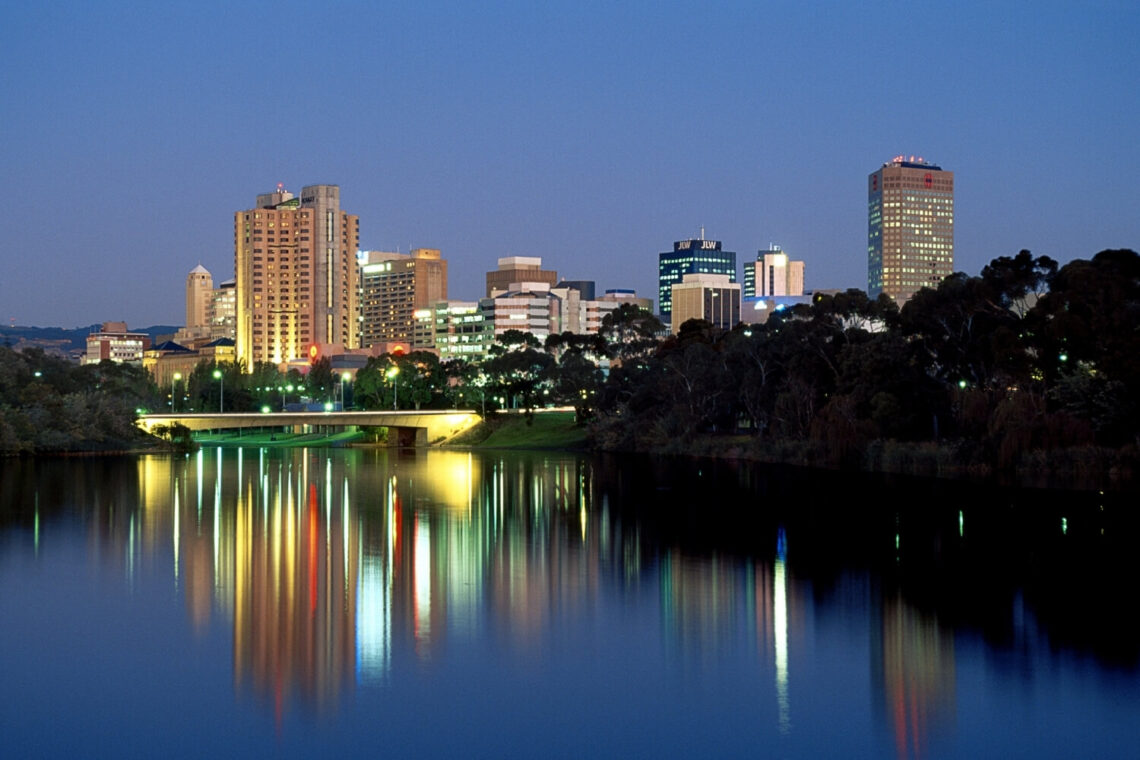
445,411,589,449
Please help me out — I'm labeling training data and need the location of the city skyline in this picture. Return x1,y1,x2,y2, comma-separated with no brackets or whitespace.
2,2,1138,327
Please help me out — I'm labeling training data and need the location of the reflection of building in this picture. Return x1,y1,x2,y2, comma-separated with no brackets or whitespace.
235,184,361,369
670,273,741,333
868,156,954,303
658,235,736,324
873,595,956,760
359,248,447,347
84,321,150,364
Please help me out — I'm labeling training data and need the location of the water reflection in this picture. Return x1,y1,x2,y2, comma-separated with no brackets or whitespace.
1,452,1138,757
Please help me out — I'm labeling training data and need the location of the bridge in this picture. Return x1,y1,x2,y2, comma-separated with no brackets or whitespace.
137,409,481,447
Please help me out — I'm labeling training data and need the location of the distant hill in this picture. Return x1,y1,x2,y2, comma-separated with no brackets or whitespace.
0,324,181,357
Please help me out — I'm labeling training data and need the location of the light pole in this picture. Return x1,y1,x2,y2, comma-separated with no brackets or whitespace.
386,366,399,410
172,372,182,413
213,368,224,413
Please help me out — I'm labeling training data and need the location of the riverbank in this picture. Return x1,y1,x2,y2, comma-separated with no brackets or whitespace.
443,411,589,449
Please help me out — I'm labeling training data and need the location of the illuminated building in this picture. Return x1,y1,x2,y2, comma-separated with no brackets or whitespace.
432,301,494,360
234,184,360,369
177,266,236,346
84,321,150,364
209,279,236,340
868,156,954,303
359,248,447,347
481,283,563,340
486,256,557,297
670,273,741,333
187,264,213,332
743,246,804,298
658,235,736,323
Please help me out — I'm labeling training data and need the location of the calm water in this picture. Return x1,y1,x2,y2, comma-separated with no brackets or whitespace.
1,448,1137,758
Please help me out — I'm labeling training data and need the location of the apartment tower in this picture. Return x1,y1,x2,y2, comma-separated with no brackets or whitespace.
868,156,954,303
234,184,360,368
359,248,448,347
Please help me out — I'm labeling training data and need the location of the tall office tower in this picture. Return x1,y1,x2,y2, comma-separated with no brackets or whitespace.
486,256,558,297
359,248,448,347
743,246,805,298
658,235,736,323
186,264,214,331
234,184,360,368
868,156,954,303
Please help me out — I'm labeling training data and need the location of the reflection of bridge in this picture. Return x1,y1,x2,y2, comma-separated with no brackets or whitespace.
137,410,481,446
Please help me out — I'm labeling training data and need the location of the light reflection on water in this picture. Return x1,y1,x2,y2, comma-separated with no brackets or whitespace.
1,449,1138,758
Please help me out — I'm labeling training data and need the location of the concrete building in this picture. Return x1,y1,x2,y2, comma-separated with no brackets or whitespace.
84,322,150,364
359,248,447,347
210,279,236,340
598,289,654,314
432,301,494,361
486,256,557,297
186,264,213,331
234,184,360,369
743,246,805,298
670,273,741,333
481,283,563,340
176,266,237,347
868,156,954,303
658,235,736,324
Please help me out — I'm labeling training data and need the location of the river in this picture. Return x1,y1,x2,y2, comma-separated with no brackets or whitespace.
1,448,1137,758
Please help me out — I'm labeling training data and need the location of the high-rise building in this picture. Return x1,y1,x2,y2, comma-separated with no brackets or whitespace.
210,279,236,340
486,256,558,297
743,246,804,298
670,274,741,334
186,264,213,331
658,236,736,323
868,156,954,303
234,184,360,369
359,248,447,347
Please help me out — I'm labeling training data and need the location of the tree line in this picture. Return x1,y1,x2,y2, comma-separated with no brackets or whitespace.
3,248,1137,477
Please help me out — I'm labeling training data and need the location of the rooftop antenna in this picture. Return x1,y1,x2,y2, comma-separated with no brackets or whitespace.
700,225,705,241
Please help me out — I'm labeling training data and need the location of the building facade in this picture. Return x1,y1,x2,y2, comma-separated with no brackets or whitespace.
868,156,954,303
84,322,150,364
234,184,360,369
658,237,736,324
486,256,558,297
359,248,447,347
743,246,805,298
670,273,741,333
432,301,494,361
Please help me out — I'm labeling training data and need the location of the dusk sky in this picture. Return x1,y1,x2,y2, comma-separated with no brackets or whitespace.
2,1,1137,328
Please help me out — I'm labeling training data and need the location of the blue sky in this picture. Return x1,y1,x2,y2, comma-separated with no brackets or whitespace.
2,1,1137,327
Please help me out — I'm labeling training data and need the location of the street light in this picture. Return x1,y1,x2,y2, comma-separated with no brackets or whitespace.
172,372,182,413
386,366,400,410
213,368,224,413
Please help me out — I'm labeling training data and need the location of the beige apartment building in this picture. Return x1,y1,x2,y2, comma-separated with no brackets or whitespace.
234,184,360,369
868,156,954,303
359,248,447,347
